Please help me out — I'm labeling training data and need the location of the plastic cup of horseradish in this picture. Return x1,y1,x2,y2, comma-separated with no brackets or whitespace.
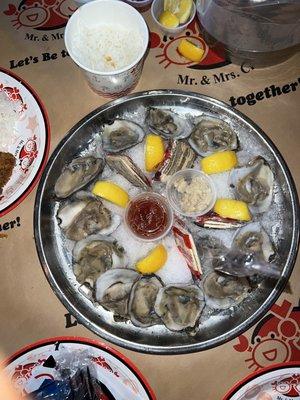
166,169,217,218
64,0,149,98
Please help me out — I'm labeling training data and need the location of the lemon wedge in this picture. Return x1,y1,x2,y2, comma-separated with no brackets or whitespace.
201,150,238,175
164,0,180,13
176,0,193,23
145,134,165,172
213,199,251,221
136,244,168,274
178,39,204,62
92,181,129,208
159,10,180,28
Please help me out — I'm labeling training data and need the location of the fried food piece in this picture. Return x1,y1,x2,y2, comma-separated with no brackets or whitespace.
0,152,15,192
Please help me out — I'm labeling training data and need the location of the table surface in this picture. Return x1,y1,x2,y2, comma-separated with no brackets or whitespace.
0,2,299,399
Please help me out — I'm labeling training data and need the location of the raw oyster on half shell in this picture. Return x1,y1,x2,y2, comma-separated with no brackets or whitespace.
203,271,250,310
102,119,144,153
57,198,120,241
229,157,274,213
55,156,104,198
96,268,139,317
73,235,125,287
154,284,205,331
188,117,238,156
232,222,276,262
146,107,192,139
128,275,163,328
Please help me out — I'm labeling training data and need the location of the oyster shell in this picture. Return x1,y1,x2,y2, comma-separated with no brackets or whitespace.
146,107,192,139
232,222,275,262
188,117,238,156
96,268,140,317
229,157,274,213
55,156,104,198
198,236,228,259
154,284,205,331
73,235,125,287
57,198,120,241
102,120,144,153
203,271,250,309
128,275,163,328
106,154,151,190
155,141,196,183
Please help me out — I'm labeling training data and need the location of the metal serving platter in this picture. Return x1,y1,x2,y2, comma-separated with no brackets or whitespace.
34,90,299,354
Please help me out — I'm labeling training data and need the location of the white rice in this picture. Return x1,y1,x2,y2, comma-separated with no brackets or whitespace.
72,21,144,72
0,91,19,151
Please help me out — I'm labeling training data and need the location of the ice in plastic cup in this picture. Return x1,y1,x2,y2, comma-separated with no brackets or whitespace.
64,0,149,98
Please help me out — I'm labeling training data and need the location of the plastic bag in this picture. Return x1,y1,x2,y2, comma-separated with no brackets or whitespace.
196,0,300,53
29,348,115,400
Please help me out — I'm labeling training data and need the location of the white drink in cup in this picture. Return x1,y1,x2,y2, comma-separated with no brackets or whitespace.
64,0,149,97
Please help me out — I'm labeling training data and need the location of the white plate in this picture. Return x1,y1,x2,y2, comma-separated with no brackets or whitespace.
223,362,300,400
0,68,50,217
4,336,156,399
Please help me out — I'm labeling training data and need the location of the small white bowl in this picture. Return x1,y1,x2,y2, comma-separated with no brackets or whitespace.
166,169,216,218
151,0,196,36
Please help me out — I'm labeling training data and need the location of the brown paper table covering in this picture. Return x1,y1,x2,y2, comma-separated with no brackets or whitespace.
0,2,299,399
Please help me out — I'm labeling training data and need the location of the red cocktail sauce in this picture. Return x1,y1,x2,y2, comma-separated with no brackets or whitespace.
126,194,171,240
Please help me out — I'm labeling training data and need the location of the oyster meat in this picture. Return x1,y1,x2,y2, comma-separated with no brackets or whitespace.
102,119,144,153
96,268,139,317
55,156,104,198
146,107,192,139
188,117,238,156
155,141,196,183
232,222,276,262
154,284,205,331
57,198,120,241
203,271,251,309
106,154,151,190
128,275,163,327
73,235,125,287
229,157,274,213
198,236,228,259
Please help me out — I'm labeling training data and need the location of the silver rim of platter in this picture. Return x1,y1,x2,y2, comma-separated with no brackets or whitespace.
34,90,300,354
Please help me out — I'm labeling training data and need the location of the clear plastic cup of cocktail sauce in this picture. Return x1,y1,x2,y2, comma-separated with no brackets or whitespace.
124,192,173,242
